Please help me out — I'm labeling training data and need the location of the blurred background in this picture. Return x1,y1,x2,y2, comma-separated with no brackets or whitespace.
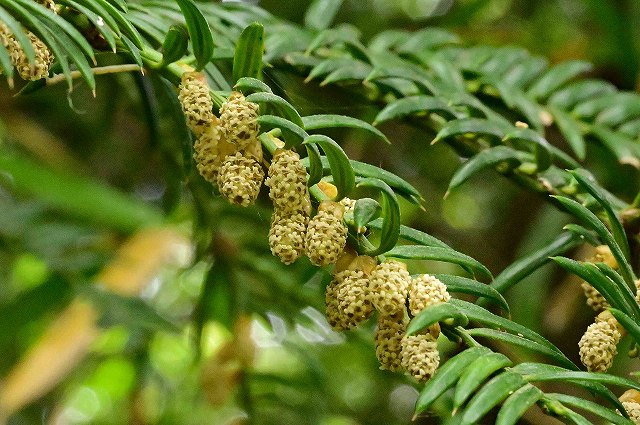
1,0,639,424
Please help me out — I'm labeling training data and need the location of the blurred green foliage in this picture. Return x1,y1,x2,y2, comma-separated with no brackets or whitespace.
1,1,640,424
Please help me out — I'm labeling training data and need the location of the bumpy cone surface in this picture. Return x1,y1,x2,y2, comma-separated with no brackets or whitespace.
325,277,345,331
219,91,259,149
375,311,407,372
193,118,222,184
217,152,264,207
370,260,411,316
581,245,618,311
0,25,53,81
408,274,450,316
581,281,609,312
336,272,373,328
623,402,640,424
178,72,214,136
401,333,440,382
305,201,347,266
269,211,308,265
340,197,356,216
266,149,311,214
578,315,621,372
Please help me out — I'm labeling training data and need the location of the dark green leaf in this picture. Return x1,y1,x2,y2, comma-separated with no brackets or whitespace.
305,142,323,187
247,92,304,128
549,106,587,160
435,274,509,313
502,128,552,171
513,363,625,413
304,134,355,201
161,25,189,65
258,115,308,148
527,60,592,100
303,0,344,31
302,114,390,145
451,299,577,369
548,79,616,110
433,118,509,144
447,146,527,194
547,393,634,424
356,178,399,255
563,224,601,246
589,124,640,169
551,257,639,320
486,232,583,297
234,77,273,94
386,246,492,281
415,347,491,414
352,198,381,231
466,328,576,369
454,352,513,409
300,157,423,204
233,22,264,81
406,303,469,336
495,385,544,425
551,195,636,288
525,371,640,393
570,169,631,262
373,95,460,125
174,0,214,70
609,308,640,347
460,372,527,425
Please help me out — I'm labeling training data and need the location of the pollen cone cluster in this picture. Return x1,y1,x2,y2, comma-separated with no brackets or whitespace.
375,311,407,372
370,260,411,316
305,201,348,266
623,403,640,424
578,311,623,372
216,151,264,207
0,23,54,81
268,211,308,265
581,245,618,311
325,254,376,331
219,91,260,150
620,390,640,424
266,148,311,264
179,72,214,136
408,274,450,316
401,333,440,382
185,86,264,207
266,149,311,214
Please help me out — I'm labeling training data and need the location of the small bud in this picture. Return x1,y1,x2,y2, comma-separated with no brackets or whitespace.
408,274,450,316
594,245,618,269
578,313,622,372
217,152,264,207
401,333,440,382
340,197,356,216
266,149,311,214
219,91,260,149
269,211,308,265
305,201,347,266
375,310,407,372
370,260,410,316
178,72,214,136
